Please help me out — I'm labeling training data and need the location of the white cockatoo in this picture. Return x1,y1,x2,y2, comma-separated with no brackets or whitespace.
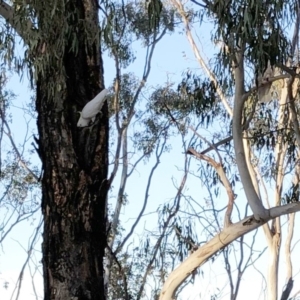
257,63,273,103
77,89,109,127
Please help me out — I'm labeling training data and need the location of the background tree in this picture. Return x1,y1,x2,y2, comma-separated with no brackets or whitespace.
158,0,300,299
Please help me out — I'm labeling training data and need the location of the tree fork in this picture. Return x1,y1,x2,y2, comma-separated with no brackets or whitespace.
35,0,108,299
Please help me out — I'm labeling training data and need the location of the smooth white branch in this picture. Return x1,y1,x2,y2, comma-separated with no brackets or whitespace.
159,202,300,300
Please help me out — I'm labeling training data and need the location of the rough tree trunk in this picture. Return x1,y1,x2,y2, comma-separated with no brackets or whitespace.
35,1,108,299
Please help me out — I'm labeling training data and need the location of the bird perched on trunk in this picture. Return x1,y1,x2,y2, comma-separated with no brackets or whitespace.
256,62,282,103
77,89,109,127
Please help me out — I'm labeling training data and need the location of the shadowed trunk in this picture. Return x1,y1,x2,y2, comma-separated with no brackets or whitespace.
35,1,108,299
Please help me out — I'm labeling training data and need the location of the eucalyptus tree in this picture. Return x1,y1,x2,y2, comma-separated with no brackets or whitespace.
0,0,178,299
0,0,108,299
158,0,300,299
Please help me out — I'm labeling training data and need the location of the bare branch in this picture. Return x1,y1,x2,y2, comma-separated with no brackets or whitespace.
170,0,233,116
106,245,130,300
9,218,42,300
187,147,235,227
117,134,167,253
284,213,295,280
0,206,39,244
108,26,167,187
233,47,268,220
190,0,207,8
159,202,300,300
200,136,233,155
3,118,39,181
136,157,189,299
242,134,273,244
109,126,128,248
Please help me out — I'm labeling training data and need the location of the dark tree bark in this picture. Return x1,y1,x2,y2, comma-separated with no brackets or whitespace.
280,278,294,300
34,1,108,299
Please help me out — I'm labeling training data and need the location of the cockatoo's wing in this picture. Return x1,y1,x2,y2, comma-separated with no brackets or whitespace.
81,89,109,119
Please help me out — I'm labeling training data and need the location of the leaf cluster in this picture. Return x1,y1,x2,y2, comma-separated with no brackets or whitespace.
205,0,294,73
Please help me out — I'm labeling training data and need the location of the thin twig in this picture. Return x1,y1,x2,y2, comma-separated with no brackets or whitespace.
186,147,234,227
10,218,43,300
